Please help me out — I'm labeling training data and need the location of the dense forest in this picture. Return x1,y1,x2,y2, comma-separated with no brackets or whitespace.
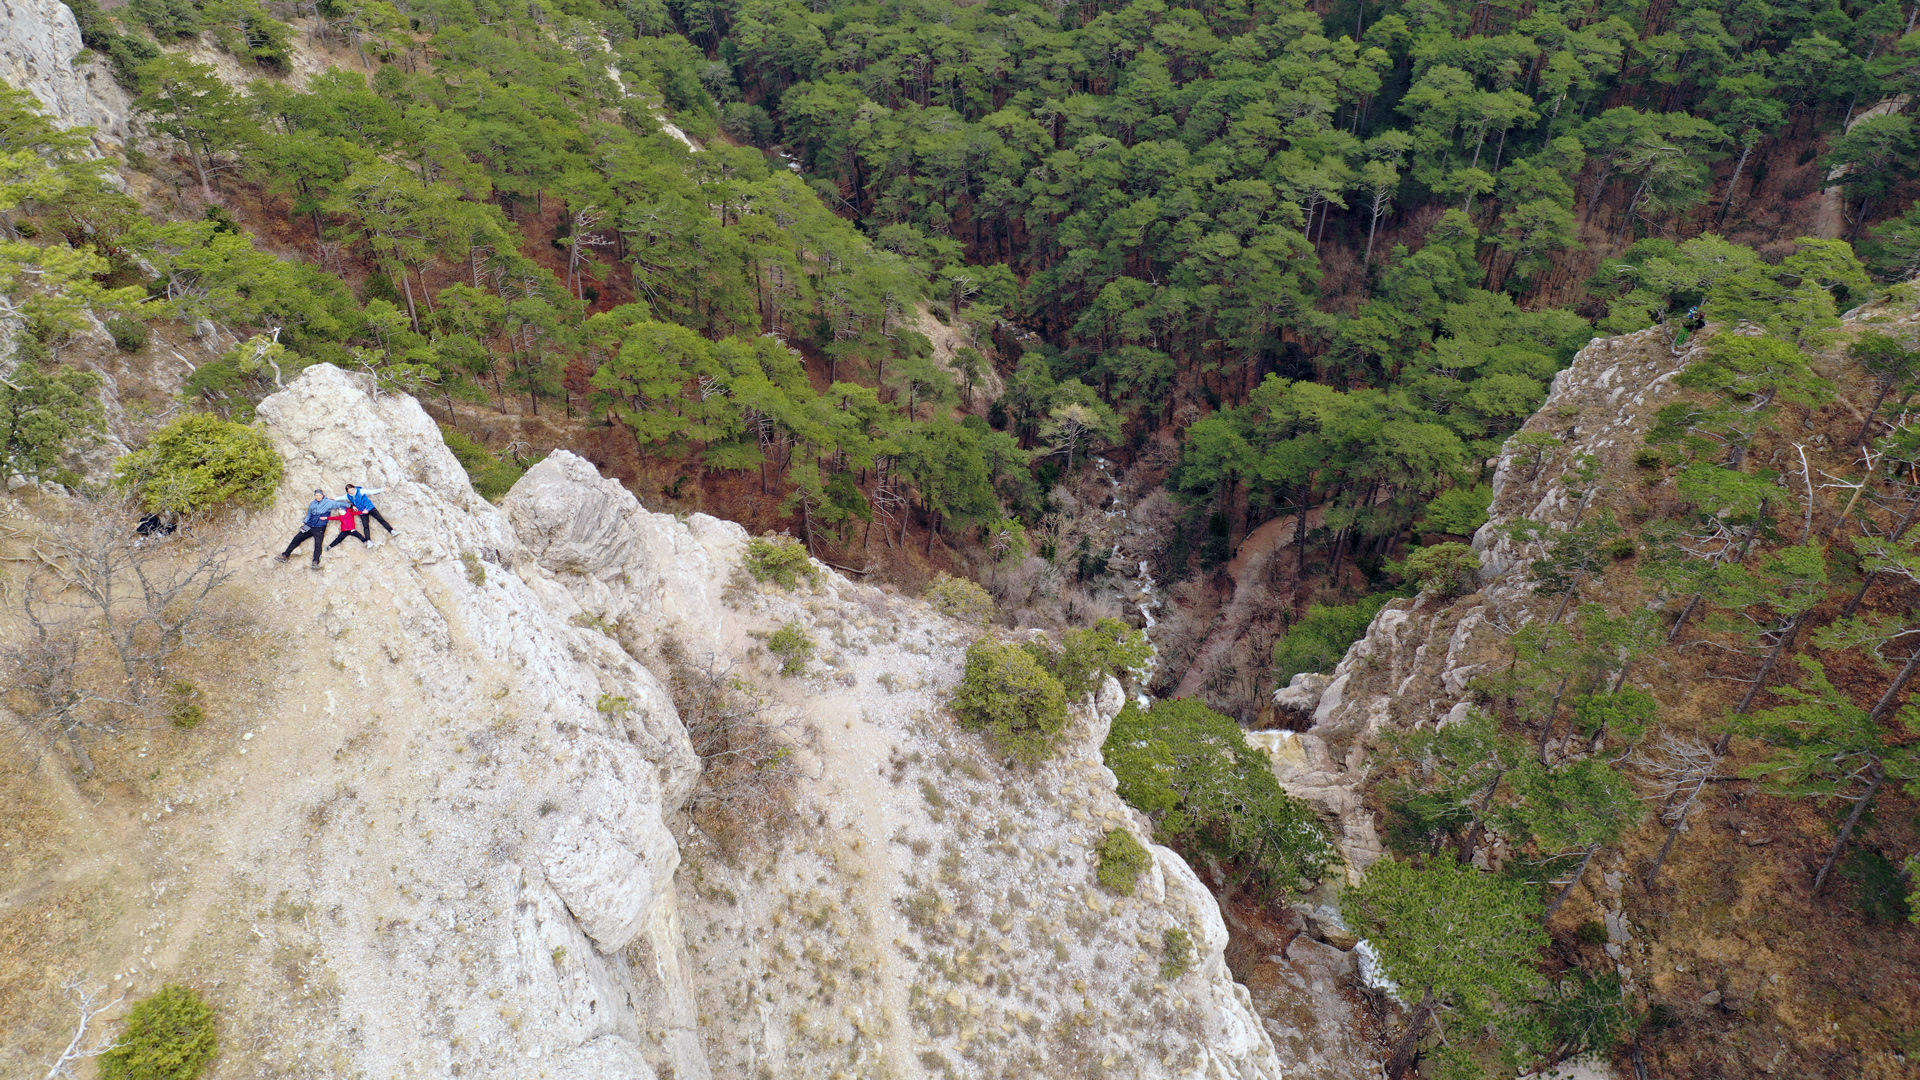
11,0,1917,632
8,0,1916,656
5,0,1920,1075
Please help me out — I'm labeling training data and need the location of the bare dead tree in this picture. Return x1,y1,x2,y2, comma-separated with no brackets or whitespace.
655,638,810,856
41,981,122,1080
1636,734,1722,893
1,494,241,772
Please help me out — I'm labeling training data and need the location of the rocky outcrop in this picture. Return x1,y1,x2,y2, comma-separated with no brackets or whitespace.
0,0,135,149
1267,323,1698,872
2,361,1301,1080
507,447,1290,1080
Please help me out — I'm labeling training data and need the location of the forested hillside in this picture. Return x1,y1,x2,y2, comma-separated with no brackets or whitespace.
9,0,1918,721
4,0,1920,1075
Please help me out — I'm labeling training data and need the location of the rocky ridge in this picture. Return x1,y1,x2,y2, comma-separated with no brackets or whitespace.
2,363,1295,1080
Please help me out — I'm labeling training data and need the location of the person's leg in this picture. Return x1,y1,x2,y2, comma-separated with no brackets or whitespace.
328,528,353,549
367,506,394,534
280,527,313,559
306,527,326,564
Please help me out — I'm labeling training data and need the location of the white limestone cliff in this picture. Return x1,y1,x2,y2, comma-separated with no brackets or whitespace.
0,0,135,150
2,362,1298,1079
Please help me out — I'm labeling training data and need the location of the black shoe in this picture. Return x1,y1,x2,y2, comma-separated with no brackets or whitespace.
276,553,289,562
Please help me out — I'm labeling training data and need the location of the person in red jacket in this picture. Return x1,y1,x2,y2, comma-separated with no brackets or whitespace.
326,502,367,550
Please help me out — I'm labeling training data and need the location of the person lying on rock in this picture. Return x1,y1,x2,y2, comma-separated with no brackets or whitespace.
278,489,349,567
326,500,367,550
345,483,397,541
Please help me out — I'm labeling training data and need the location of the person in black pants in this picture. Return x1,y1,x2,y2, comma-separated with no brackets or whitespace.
346,484,397,540
279,489,348,567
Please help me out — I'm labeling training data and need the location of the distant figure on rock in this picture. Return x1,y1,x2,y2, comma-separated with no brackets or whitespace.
345,483,397,541
135,513,176,538
279,489,348,567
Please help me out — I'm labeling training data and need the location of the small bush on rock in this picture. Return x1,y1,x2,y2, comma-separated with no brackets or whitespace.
745,536,819,589
926,572,993,624
107,315,149,352
1095,828,1152,895
952,638,1068,764
1160,927,1193,980
768,622,814,676
1400,541,1482,597
98,983,218,1080
114,413,283,513
1105,698,1335,896
1049,617,1151,697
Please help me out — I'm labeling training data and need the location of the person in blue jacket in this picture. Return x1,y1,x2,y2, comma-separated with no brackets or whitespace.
278,489,348,567
345,483,397,541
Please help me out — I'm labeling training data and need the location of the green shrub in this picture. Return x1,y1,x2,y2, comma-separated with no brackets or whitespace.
0,360,104,488
1049,617,1152,697
1400,541,1482,597
460,552,487,586
1104,698,1335,895
951,638,1068,764
1160,927,1193,980
925,571,993,624
97,983,218,1080
1095,828,1153,896
114,413,283,514
768,622,815,677
168,681,204,730
744,535,819,590
1272,594,1395,686
1423,483,1491,536
107,316,149,352
1842,849,1912,923
439,425,528,502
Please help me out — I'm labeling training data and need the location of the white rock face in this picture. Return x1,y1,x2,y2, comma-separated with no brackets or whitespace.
234,365,705,1080
0,0,136,148
506,448,1292,1080
25,364,1286,1080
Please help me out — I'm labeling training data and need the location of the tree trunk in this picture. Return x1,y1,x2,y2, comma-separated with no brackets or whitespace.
1854,377,1897,449
1545,844,1599,920
1645,769,1711,894
1812,760,1885,893
1868,649,1920,724
1386,988,1438,1080
1732,613,1809,716
1841,495,1920,617
1715,140,1754,227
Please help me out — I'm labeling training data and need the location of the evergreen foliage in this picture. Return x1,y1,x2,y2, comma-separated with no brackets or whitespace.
440,425,529,502
97,983,219,1080
743,535,818,590
1039,617,1153,698
114,412,283,513
924,572,994,624
1104,698,1334,895
1272,594,1396,687
767,622,813,677
951,638,1069,765
1094,827,1153,896
0,360,104,488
